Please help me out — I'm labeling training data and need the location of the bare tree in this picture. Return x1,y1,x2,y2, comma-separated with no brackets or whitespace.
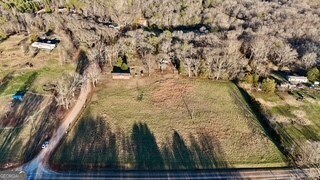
87,62,100,87
106,45,119,67
179,42,195,77
247,37,271,76
206,41,246,80
269,43,298,68
157,53,170,73
87,40,107,71
137,42,155,76
185,58,193,78
301,52,318,70
192,58,202,77
55,73,84,109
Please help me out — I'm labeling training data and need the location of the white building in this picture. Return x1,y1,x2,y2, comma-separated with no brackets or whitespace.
31,42,57,50
287,76,308,84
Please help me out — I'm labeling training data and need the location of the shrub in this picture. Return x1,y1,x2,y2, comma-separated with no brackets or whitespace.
179,62,185,75
253,74,260,87
262,78,276,93
2,0,41,13
45,6,53,13
307,67,319,82
115,58,123,67
148,36,159,49
30,33,39,43
121,63,129,71
244,74,254,84
0,31,7,41
66,0,84,10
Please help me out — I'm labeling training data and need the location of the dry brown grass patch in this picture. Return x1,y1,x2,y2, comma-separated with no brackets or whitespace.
152,80,193,107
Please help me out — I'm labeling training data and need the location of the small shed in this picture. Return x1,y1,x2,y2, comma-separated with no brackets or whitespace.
287,76,308,84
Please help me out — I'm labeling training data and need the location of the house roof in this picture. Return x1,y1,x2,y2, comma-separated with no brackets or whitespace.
288,76,308,80
38,38,60,44
112,73,131,76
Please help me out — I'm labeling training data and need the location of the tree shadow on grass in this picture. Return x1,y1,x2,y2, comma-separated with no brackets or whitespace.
18,72,38,92
131,122,164,170
0,71,40,127
22,100,64,162
75,50,89,76
0,128,23,167
296,125,320,141
0,96,64,169
160,130,228,170
189,132,228,169
52,121,231,171
53,114,118,171
171,131,195,169
0,94,44,127
0,72,14,95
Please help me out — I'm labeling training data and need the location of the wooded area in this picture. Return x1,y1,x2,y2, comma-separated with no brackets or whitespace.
0,0,319,80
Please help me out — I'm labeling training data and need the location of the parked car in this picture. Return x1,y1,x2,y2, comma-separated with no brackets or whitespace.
296,96,304,101
41,141,49,149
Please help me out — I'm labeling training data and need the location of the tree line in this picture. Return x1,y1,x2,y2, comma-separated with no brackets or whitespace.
1,0,319,80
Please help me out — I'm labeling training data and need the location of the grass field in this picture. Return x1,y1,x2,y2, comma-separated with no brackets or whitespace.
52,77,286,170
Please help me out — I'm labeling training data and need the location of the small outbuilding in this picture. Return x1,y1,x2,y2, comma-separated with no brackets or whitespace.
287,76,308,84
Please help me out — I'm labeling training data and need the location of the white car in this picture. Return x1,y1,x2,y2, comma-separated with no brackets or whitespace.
41,141,49,149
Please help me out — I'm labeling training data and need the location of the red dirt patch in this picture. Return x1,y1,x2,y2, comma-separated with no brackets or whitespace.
152,80,193,107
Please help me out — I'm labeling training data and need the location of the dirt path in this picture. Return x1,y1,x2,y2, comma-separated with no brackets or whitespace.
16,78,92,178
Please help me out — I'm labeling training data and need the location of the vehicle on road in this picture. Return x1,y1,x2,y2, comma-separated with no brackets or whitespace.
41,141,49,149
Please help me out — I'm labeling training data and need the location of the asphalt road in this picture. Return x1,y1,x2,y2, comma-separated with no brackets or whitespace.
23,167,320,179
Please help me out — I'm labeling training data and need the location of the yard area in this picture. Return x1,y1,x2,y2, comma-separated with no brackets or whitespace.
0,35,75,126
0,95,65,169
250,88,320,156
0,35,74,168
0,35,75,96
52,77,286,170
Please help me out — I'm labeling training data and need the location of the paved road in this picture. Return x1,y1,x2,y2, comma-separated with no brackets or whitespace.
23,167,320,179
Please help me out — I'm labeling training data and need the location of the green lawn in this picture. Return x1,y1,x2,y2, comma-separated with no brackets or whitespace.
250,89,320,157
52,77,285,170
